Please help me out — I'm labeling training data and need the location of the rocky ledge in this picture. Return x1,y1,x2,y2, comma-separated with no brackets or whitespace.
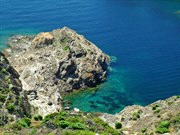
4,27,110,116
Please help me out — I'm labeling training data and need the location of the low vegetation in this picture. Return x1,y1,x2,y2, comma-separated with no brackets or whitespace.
155,121,170,134
115,122,122,129
0,111,119,135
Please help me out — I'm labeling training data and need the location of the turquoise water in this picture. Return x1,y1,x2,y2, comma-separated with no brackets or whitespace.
0,0,180,114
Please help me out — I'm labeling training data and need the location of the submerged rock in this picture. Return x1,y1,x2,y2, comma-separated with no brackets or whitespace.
174,10,180,14
5,27,110,116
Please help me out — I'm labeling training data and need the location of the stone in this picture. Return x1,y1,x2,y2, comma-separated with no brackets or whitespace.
32,32,54,48
48,101,53,106
64,107,70,110
74,108,80,112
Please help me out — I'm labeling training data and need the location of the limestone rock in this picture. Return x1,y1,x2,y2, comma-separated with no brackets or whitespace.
101,96,180,134
32,32,54,48
6,27,110,116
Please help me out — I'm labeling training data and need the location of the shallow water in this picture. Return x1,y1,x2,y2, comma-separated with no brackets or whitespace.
0,0,180,114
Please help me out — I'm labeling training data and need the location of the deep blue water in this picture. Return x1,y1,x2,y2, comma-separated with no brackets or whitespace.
0,0,180,114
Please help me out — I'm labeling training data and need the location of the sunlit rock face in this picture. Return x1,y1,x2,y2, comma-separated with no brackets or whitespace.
5,27,110,116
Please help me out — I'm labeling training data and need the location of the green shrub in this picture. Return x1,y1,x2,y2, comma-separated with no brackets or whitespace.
62,130,95,135
155,121,170,134
132,112,140,120
5,76,11,84
1,68,6,73
43,113,58,122
154,108,161,113
10,123,22,131
172,113,180,124
141,127,147,133
155,127,170,134
115,122,122,129
34,115,43,121
159,121,170,128
0,95,6,102
57,121,70,129
70,123,85,130
56,115,65,121
66,116,82,123
63,45,70,51
48,133,55,135
152,104,159,110
92,117,119,134
18,117,31,127
59,111,67,116
7,103,15,113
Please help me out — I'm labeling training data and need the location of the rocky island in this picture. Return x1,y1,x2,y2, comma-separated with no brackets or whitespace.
0,27,180,135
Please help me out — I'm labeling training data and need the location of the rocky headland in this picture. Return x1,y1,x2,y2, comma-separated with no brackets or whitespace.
1,27,180,135
4,27,110,116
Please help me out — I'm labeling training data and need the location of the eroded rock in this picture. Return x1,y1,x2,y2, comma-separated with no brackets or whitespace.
5,27,110,116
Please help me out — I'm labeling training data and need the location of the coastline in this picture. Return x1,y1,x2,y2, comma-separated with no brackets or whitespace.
1,27,180,134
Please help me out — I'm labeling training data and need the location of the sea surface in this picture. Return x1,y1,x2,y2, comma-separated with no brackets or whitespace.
0,0,180,114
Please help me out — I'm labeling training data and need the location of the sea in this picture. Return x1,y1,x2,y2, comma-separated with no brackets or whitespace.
0,0,180,114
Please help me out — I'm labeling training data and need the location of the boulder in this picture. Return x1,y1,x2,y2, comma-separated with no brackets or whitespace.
32,32,54,48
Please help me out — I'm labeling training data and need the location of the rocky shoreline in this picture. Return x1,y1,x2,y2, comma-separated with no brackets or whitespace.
101,96,180,134
1,27,180,135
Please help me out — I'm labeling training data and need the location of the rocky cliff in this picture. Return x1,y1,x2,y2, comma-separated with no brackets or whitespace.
101,96,180,135
4,27,110,116
0,52,30,126
1,27,180,135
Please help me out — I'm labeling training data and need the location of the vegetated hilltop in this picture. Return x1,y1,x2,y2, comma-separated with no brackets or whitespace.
4,27,110,116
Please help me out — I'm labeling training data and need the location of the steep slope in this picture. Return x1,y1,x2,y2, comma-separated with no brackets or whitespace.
101,96,180,134
0,52,30,126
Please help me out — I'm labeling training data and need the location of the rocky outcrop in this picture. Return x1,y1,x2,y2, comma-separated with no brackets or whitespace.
101,96,180,135
0,52,31,126
5,27,110,116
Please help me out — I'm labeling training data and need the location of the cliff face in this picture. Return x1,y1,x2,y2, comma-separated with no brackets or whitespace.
0,52,30,126
101,96,180,135
5,27,110,116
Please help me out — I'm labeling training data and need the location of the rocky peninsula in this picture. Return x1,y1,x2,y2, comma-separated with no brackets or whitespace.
4,27,110,116
1,27,180,135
